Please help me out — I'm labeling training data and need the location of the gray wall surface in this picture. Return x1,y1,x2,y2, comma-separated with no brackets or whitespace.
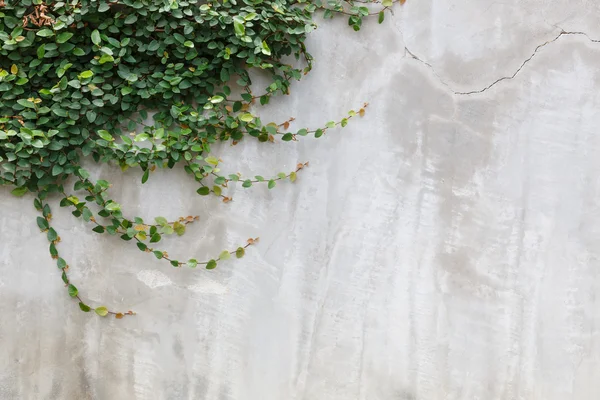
3,1,600,399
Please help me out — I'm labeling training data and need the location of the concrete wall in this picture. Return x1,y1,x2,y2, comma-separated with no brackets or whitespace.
3,1,600,399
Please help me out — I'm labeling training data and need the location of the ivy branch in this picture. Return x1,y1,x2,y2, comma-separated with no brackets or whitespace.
0,0,405,318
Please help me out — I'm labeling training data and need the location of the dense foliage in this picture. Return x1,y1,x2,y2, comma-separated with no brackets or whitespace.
0,0,401,318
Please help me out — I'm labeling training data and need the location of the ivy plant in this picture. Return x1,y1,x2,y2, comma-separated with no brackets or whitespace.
0,0,403,318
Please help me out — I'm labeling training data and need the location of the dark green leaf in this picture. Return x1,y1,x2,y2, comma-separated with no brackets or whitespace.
236,247,245,258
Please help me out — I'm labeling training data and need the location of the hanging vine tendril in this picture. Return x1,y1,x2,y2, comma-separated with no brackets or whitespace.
0,0,404,318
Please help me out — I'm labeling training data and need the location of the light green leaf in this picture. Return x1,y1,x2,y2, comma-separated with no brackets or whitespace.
95,306,109,317
105,202,121,211
97,130,113,141
205,156,219,165
173,221,186,236
219,250,231,260
154,216,168,226
11,187,28,197
91,29,101,45
79,70,94,80
68,284,78,297
261,41,271,56
233,18,245,37
240,113,254,122
36,29,54,37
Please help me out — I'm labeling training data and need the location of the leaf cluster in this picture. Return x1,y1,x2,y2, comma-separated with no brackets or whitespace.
0,0,401,317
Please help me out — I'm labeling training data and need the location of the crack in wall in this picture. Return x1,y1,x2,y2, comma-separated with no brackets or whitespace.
401,30,600,96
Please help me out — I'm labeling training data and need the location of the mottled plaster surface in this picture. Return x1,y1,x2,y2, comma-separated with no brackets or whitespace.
3,1,600,399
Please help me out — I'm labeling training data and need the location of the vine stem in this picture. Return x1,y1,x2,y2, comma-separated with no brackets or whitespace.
35,195,134,318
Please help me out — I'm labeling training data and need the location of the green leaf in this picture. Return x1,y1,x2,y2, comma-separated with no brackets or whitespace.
57,258,67,269
378,11,385,24
68,284,78,297
124,14,138,24
268,179,276,189
236,247,245,258
261,41,272,56
97,130,113,141
142,169,149,184
37,44,46,58
79,70,94,80
212,185,222,196
187,259,198,268
105,202,120,211
154,216,168,226
37,217,49,230
205,156,219,165
206,259,217,269
36,29,54,37
95,306,109,317
161,225,174,235
56,32,74,43
240,113,254,122
47,228,58,241
78,168,90,179
92,226,105,233
219,250,231,260
197,187,210,196
52,165,64,176
242,180,252,188
233,19,245,36
11,187,28,197
49,243,58,258
289,171,297,182
17,99,35,109
98,54,114,64
154,251,164,259
91,30,101,45
82,208,93,221
173,221,186,236
79,302,91,312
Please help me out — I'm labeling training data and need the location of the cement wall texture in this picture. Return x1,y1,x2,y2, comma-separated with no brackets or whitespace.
3,1,600,399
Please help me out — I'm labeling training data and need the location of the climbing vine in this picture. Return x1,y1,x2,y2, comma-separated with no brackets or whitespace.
0,0,403,318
